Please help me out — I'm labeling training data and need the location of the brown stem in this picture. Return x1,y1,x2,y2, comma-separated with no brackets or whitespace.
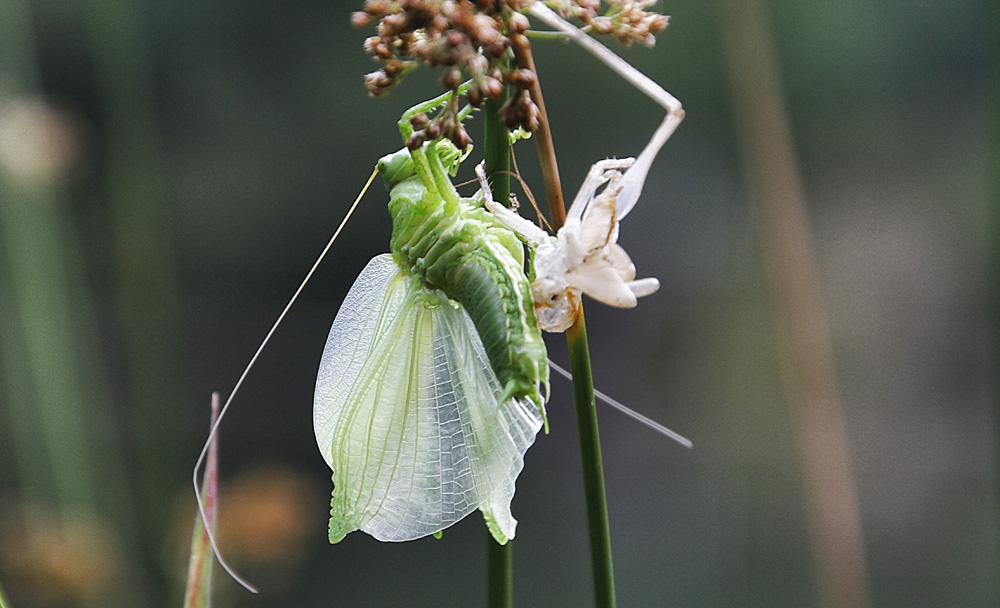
510,32,566,229
716,1,871,607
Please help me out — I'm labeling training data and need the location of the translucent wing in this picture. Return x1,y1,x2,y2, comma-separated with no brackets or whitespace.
314,254,542,544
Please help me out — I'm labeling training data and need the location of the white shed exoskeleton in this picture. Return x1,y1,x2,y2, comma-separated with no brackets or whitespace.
484,3,685,331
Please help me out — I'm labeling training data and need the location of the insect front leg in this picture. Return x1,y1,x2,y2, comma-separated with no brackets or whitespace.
475,161,551,246
394,83,475,208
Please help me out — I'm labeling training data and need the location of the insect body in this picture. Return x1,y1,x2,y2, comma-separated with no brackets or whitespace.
314,90,547,545
382,143,548,410
197,8,692,593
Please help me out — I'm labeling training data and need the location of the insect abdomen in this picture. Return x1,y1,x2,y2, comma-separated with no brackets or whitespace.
388,181,548,410
443,250,548,409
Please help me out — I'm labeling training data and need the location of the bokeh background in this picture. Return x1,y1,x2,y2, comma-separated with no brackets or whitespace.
0,0,993,606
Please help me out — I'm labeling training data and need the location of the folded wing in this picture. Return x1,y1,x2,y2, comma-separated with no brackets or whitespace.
314,254,542,544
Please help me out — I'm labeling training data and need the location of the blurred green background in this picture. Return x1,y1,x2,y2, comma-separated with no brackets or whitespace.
0,0,993,606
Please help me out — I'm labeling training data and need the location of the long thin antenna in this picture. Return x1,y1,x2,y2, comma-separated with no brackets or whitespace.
549,360,692,448
192,167,380,593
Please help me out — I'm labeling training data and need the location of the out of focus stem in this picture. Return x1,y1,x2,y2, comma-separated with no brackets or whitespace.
0,575,11,608
717,1,870,607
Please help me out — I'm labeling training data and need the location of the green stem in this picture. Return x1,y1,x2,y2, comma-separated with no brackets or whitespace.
82,0,182,597
483,91,514,608
0,0,96,517
511,32,617,607
486,529,513,608
567,314,616,608
484,96,511,206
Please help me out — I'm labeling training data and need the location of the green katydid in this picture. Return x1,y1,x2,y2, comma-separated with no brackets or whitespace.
314,87,548,547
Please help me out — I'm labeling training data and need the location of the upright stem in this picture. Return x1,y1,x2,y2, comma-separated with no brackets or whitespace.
510,33,566,228
717,2,870,607
566,315,616,607
484,92,514,608
82,0,182,595
184,394,220,608
486,530,513,608
511,32,617,608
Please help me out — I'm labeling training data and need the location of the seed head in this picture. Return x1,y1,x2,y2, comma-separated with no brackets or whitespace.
355,0,671,145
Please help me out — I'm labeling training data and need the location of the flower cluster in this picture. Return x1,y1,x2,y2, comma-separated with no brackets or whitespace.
354,0,669,148
546,0,668,47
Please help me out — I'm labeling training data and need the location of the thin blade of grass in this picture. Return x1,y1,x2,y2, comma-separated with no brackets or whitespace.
184,393,221,608
0,576,11,608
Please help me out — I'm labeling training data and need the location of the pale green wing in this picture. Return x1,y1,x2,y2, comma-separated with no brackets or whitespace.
314,253,542,544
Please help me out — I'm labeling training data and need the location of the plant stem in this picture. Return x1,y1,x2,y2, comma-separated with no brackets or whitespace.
486,529,513,608
81,1,183,596
184,394,220,608
510,32,566,228
567,315,616,608
484,95,512,206
484,90,514,608
716,1,870,606
511,32,617,608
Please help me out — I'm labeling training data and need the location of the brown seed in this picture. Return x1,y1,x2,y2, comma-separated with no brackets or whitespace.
453,126,471,150
374,42,393,59
409,112,430,129
442,67,463,90
407,132,426,150
508,12,529,34
480,76,503,99
381,13,406,35
502,105,520,129
384,60,404,76
466,85,484,107
351,12,371,27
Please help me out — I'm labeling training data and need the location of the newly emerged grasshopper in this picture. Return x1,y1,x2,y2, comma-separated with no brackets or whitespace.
314,88,547,547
